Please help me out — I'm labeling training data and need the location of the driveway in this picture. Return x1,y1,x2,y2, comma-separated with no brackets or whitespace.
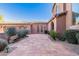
6,34,78,56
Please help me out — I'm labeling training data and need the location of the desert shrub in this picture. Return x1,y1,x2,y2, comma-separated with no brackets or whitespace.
76,33,79,44
5,27,16,36
4,27,16,43
17,29,28,38
0,39,8,51
57,33,66,41
49,30,58,40
63,30,79,44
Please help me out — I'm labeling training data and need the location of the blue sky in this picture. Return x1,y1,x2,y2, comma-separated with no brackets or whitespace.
0,3,53,22
72,3,79,20
0,3,79,22
72,3,79,13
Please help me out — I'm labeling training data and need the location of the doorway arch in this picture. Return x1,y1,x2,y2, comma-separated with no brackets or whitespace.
51,22,54,30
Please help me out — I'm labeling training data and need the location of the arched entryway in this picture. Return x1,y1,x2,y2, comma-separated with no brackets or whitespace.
51,22,54,30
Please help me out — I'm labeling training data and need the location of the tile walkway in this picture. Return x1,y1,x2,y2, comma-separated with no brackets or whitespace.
5,34,79,56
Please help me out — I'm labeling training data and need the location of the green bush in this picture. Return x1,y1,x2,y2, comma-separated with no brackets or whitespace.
49,30,58,40
4,27,16,43
76,33,79,44
63,30,79,44
0,39,8,51
5,27,16,36
57,33,66,41
17,29,28,38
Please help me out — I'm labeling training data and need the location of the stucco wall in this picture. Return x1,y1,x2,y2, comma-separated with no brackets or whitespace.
0,24,31,33
48,14,66,34
48,21,52,31
56,15,66,34
52,4,57,16
53,18,56,31
66,3,73,29
0,23,47,34
57,3,64,12
31,23,47,34
48,18,56,32
49,3,73,34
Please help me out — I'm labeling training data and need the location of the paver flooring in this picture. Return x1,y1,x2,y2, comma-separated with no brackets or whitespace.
5,34,79,56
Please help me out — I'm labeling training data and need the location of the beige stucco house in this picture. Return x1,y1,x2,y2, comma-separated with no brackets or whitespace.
0,3,79,34
0,22,48,34
48,3,79,34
